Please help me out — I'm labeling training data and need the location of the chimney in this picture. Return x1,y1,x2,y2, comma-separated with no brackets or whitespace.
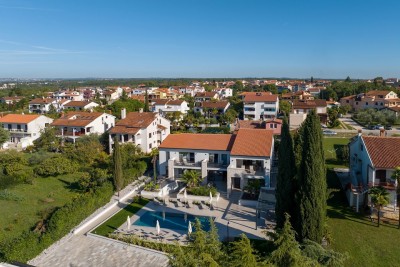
379,128,386,137
139,108,143,113
357,129,362,136
121,108,126,119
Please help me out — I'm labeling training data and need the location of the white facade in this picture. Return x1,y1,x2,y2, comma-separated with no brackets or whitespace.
0,115,53,149
153,101,190,115
243,100,279,120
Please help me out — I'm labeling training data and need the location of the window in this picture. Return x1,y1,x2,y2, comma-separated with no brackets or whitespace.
149,133,152,138
365,102,368,105
149,143,152,149
356,102,358,105
17,124,21,130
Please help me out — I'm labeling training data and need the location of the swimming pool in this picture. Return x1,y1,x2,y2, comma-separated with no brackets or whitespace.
132,211,214,232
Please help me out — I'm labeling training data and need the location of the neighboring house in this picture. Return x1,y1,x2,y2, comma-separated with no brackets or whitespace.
281,91,314,101
158,128,274,198
347,133,400,211
339,90,398,111
51,111,115,142
194,92,219,102
0,96,23,105
103,90,120,103
194,101,230,116
277,84,293,93
0,114,53,149
236,119,282,135
52,91,84,101
109,109,170,153
384,106,400,117
241,92,279,120
28,98,69,114
289,99,327,128
152,99,190,116
63,101,99,111
213,88,233,98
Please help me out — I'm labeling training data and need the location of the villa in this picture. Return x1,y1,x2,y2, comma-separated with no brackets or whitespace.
51,111,115,142
158,128,274,198
63,101,99,111
240,92,279,120
109,109,170,153
0,114,53,149
347,132,400,211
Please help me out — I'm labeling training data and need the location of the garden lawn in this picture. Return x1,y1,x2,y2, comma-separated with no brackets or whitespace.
323,137,400,267
0,174,79,242
93,197,149,236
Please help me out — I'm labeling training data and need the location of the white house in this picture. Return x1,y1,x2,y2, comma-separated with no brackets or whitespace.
213,88,233,98
109,109,170,153
51,111,115,142
241,92,279,120
194,92,219,102
63,101,99,111
29,98,71,114
289,99,328,128
0,114,53,149
152,99,190,116
194,101,230,116
52,91,84,101
347,133,400,211
158,128,274,198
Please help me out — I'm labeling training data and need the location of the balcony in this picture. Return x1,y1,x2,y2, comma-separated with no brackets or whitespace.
57,131,84,137
207,162,228,169
368,181,396,190
174,160,200,167
7,128,28,133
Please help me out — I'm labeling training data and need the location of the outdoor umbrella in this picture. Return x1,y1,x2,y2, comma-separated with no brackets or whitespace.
184,189,187,203
156,220,161,236
162,210,166,221
209,191,213,204
184,213,187,222
188,221,192,236
127,216,131,231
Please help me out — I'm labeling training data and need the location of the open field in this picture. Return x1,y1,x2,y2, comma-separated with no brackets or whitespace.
323,137,400,267
0,174,80,242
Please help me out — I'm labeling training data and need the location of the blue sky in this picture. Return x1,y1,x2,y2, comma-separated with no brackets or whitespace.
0,0,399,78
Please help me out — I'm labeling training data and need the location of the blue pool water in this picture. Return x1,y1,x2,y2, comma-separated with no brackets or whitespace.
133,211,214,232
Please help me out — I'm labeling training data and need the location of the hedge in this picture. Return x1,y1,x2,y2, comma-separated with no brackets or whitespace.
0,181,114,263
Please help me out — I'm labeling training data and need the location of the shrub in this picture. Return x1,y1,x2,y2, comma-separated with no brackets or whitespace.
143,181,160,192
34,155,78,177
186,186,217,197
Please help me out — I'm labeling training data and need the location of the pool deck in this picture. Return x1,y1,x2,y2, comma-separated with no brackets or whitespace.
116,196,275,244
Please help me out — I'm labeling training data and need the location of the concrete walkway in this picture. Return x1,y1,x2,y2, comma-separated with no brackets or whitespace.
29,177,169,267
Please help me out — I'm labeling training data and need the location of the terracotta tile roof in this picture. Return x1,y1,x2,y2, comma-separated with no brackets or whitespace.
340,95,356,100
201,101,230,109
238,120,267,129
366,90,393,97
117,112,156,128
51,111,104,127
230,129,273,157
292,99,327,109
64,101,91,107
1,96,23,101
243,92,278,102
387,106,400,112
0,114,40,124
109,125,140,135
363,136,400,168
130,95,145,102
159,133,234,151
157,124,167,130
153,99,184,105
29,98,56,104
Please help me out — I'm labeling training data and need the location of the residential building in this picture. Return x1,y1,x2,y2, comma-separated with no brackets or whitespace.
347,133,400,210
109,109,170,153
213,88,233,98
28,98,70,114
0,114,53,149
281,91,314,101
0,96,23,105
152,99,190,116
158,128,274,198
339,90,398,111
289,99,327,128
241,92,279,120
52,90,84,101
236,118,282,135
63,101,99,111
194,92,219,102
193,101,230,116
51,111,115,142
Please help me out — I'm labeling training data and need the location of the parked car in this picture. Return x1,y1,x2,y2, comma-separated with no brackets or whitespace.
321,124,328,129
373,124,384,130
323,129,337,135
385,125,392,130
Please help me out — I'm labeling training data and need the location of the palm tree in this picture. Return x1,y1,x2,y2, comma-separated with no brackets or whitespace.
391,167,400,229
182,170,201,188
150,148,159,182
369,186,390,227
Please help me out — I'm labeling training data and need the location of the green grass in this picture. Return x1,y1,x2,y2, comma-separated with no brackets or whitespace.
0,173,80,242
93,197,149,236
323,137,400,267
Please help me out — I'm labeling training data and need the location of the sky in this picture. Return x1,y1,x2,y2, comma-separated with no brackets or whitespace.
0,0,399,79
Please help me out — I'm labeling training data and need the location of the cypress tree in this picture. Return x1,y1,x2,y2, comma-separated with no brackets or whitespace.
113,137,124,197
295,110,327,243
144,89,149,112
275,116,296,229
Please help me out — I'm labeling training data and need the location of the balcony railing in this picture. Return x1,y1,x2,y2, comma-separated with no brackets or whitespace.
7,128,28,133
368,181,396,190
57,131,84,137
207,162,228,168
174,160,200,167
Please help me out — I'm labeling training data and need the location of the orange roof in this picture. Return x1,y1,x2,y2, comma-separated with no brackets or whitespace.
195,92,218,98
363,136,400,168
51,111,104,127
159,133,234,151
243,92,278,102
64,101,92,107
292,99,327,109
231,129,273,157
29,98,56,104
366,90,393,97
201,101,229,109
0,114,40,124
